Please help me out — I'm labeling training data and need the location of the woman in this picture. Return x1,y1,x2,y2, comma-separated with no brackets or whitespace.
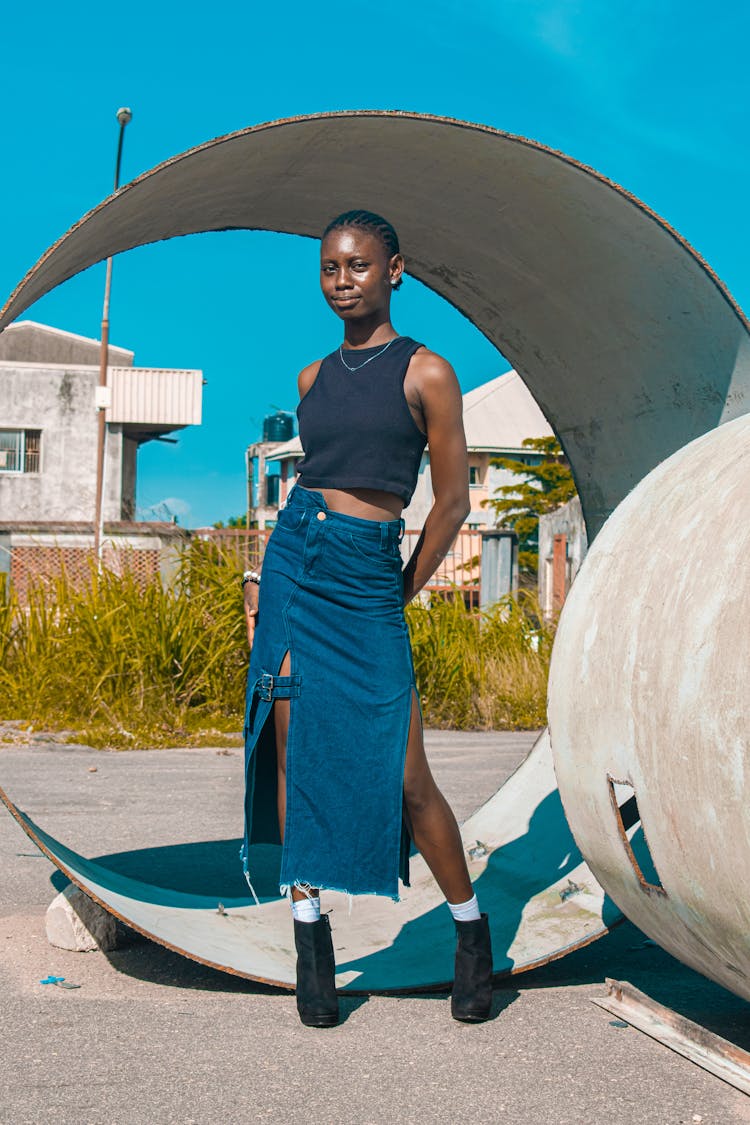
242,210,492,1027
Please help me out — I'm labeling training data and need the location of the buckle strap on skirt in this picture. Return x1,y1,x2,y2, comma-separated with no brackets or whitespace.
253,671,302,702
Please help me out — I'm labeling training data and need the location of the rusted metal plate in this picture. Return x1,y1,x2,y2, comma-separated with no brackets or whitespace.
1,111,748,538
0,732,618,992
593,979,750,1096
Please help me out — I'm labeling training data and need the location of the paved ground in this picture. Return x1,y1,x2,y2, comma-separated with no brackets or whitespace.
2,730,749,1124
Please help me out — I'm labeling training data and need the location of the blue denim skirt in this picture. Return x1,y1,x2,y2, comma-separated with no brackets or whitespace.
241,485,414,901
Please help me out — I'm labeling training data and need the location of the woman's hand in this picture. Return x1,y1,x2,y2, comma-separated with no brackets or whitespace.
244,582,259,649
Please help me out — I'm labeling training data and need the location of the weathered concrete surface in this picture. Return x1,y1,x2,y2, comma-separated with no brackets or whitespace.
2,730,615,990
0,361,126,522
538,495,588,614
0,732,533,920
549,413,750,1003
2,736,750,1124
2,112,749,537
0,323,202,524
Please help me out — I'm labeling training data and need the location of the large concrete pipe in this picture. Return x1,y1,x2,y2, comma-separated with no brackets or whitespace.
549,413,750,1001
2,112,748,991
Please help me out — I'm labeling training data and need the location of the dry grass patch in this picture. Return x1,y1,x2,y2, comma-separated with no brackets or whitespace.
406,592,553,730
0,558,553,747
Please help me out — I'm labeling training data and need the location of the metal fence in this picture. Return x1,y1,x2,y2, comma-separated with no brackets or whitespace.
2,526,482,606
192,528,271,570
197,527,482,606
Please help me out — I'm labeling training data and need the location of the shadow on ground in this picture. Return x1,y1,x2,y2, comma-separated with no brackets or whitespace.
49,845,750,1052
43,800,749,1047
514,916,750,1050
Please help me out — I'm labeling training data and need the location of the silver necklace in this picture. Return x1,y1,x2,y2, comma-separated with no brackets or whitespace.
339,337,397,372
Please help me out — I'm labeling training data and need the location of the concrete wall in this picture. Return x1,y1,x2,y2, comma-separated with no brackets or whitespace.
405,452,532,532
538,496,587,616
401,456,433,531
121,434,138,520
0,364,124,522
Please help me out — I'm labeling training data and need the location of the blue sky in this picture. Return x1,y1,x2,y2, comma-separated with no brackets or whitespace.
1,1,748,526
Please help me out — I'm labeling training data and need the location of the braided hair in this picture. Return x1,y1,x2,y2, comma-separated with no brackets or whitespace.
322,209,403,290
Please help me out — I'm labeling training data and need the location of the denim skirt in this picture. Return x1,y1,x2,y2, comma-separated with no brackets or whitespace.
241,485,415,901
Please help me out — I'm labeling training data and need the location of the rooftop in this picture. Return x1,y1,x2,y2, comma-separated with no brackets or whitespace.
462,369,552,452
0,320,134,367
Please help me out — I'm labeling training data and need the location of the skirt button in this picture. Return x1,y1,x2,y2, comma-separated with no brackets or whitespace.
316,511,327,521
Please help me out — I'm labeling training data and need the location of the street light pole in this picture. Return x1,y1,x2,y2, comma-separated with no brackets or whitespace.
93,106,132,563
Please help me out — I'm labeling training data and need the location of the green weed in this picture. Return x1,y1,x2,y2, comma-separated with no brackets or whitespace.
0,546,247,748
0,556,552,747
406,591,553,730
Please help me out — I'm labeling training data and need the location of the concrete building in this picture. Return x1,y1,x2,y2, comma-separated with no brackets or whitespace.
537,496,588,617
452,370,555,532
0,321,202,596
0,321,202,523
247,367,554,531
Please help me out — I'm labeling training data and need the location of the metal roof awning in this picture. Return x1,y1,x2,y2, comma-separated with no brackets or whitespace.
107,366,203,427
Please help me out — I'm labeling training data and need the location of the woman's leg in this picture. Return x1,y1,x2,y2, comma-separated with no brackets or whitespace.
276,667,471,903
404,692,493,1021
273,666,337,1030
402,691,474,904
273,651,319,905
273,652,337,1027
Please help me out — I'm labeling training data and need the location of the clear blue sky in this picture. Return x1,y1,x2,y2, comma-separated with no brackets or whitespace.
2,1,748,526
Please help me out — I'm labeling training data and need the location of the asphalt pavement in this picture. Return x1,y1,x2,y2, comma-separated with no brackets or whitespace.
1,727,749,1125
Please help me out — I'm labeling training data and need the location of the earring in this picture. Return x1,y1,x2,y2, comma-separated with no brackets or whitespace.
390,279,397,287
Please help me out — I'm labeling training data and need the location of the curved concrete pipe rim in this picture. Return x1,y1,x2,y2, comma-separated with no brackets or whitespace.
0,732,619,993
2,110,747,991
2,110,748,540
0,110,745,331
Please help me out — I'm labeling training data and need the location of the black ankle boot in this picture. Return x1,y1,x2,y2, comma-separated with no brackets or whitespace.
293,914,339,1028
451,913,493,1022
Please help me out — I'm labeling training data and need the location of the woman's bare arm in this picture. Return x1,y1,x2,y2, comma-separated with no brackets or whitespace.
402,352,470,604
298,359,322,401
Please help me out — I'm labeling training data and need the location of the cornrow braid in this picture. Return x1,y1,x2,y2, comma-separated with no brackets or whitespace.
322,209,404,290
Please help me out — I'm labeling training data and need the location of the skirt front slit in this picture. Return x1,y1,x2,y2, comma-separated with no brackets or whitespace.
241,485,414,901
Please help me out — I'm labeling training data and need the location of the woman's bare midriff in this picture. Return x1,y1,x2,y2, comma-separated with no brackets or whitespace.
298,485,403,521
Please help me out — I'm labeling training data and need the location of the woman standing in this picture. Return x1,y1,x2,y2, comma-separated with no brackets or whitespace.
242,210,492,1027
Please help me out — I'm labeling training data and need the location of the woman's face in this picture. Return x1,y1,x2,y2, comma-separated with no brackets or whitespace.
320,228,402,320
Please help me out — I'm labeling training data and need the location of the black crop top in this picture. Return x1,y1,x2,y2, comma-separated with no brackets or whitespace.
295,335,427,505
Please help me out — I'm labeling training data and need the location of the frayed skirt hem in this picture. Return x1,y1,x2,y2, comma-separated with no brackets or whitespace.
279,879,403,904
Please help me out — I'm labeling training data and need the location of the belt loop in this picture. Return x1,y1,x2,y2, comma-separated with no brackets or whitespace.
380,522,389,549
398,518,405,544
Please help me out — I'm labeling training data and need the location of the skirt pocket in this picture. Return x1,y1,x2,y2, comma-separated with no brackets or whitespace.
346,530,402,569
274,506,308,533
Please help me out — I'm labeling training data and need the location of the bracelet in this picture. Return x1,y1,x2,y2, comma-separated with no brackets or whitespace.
242,570,261,588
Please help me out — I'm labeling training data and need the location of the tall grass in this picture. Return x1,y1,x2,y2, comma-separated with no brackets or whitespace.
0,555,553,747
0,544,247,748
406,592,553,729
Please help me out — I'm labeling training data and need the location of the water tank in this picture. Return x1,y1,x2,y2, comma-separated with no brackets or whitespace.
263,411,294,443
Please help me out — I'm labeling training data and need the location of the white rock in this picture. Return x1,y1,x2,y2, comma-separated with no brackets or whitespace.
45,884,118,952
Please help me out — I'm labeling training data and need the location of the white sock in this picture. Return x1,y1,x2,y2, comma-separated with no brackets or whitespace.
448,893,481,922
291,896,321,923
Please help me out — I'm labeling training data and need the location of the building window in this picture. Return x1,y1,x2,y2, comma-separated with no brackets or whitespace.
0,429,41,473
469,466,481,486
